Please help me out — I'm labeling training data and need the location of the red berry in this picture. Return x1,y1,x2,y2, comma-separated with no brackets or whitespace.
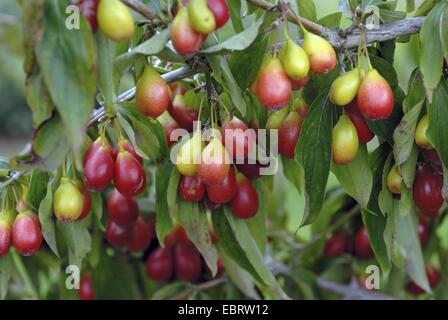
221,116,255,161
424,149,443,174
206,168,237,204
78,0,99,32
113,139,143,165
324,233,348,257
146,246,174,282
345,100,374,143
107,189,139,227
105,219,132,247
174,244,202,282
406,266,441,295
290,76,309,91
114,150,146,197
278,111,302,159
77,184,92,221
79,273,95,300
128,217,152,252
412,166,444,218
179,175,205,202
236,162,263,179
83,137,114,191
12,211,42,256
0,211,13,257
203,195,222,210
207,0,229,29
168,91,199,132
354,227,373,259
176,226,194,247
229,174,259,219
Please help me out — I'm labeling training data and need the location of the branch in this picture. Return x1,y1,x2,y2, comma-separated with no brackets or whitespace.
316,277,396,300
121,0,160,21
169,277,227,300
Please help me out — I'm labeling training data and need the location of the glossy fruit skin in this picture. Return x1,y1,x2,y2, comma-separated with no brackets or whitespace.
79,273,95,300
176,129,204,176
136,66,171,118
330,68,361,106
206,168,237,204
229,174,259,219
425,149,443,174
302,32,336,74
78,0,99,32
324,233,348,257
357,69,394,120
332,115,359,165
176,226,194,247
157,111,181,147
412,166,444,217
256,57,292,110
406,266,441,295
113,139,143,165
197,137,230,185
345,100,374,143
266,106,289,130
107,189,139,227
12,211,42,256
236,162,262,179
290,76,309,91
0,210,13,257
114,150,146,197
97,0,134,42
279,36,310,81
278,111,302,159
171,7,203,57
415,115,433,149
169,91,199,131
207,0,229,29
128,217,152,252
354,227,373,259
387,165,402,195
175,244,202,282
146,246,174,282
179,175,205,202
221,116,255,161
189,0,216,34
105,219,132,247
54,177,84,221
418,218,428,247
83,137,114,191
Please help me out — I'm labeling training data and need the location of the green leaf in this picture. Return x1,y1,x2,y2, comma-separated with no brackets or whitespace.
27,170,49,211
419,2,446,101
400,145,418,189
151,282,186,300
36,0,96,156
25,70,55,128
366,103,403,145
281,157,302,193
380,9,406,23
90,192,104,231
201,14,265,54
440,8,448,64
403,68,425,114
177,200,218,276
298,0,317,21
0,255,13,300
318,13,342,28
167,167,181,219
332,145,372,208
296,94,333,226
38,175,59,256
57,219,92,268
228,0,244,33
155,162,174,246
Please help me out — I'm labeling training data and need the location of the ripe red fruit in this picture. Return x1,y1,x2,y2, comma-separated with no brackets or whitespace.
171,7,203,57
345,100,375,143
174,244,202,282
114,150,146,197
204,195,222,210
197,137,230,185
206,168,237,204
146,246,174,282
76,183,92,221
176,226,194,247
290,76,309,91
424,149,443,174
79,273,95,300
229,174,259,219
158,111,181,147
136,66,171,118
406,266,441,295
83,137,114,191
128,217,152,252
113,139,143,165
412,166,444,218
354,227,373,259
217,258,225,275
236,162,263,179
221,116,255,161
12,211,42,256
0,211,13,257
278,111,302,158
179,175,205,202
324,233,348,257
107,189,139,227
207,0,229,29
418,218,428,246
78,0,99,32
105,219,132,247
169,91,199,131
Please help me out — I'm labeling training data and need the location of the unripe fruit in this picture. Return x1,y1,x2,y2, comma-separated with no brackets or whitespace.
302,31,336,74
114,150,146,197
12,210,42,256
229,174,259,219
418,218,428,247
169,90,199,131
324,233,348,257
266,106,289,130
221,116,254,161
197,137,230,185
53,177,83,221
179,175,205,202
128,217,152,252
279,36,310,81
424,149,443,174
97,0,134,42
83,137,114,191
78,0,100,32
415,115,433,150
206,168,237,204
290,76,309,91
278,111,302,159
136,66,171,118
107,189,139,227
79,273,95,300
189,0,216,34
345,100,374,143
113,139,143,165
412,166,444,218
332,115,359,165
105,219,132,247
176,129,204,176
146,246,174,282
330,68,361,106
0,210,13,257
387,165,402,195
406,266,441,295
171,7,203,57
293,97,310,118
158,111,181,147
175,244,202,282
256,57,292,110
207,0,229,29
357,69,394,120
354,227,373,259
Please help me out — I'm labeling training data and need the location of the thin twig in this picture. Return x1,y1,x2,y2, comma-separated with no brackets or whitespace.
121,0,159,20
316,277,396,300
169,277,227,300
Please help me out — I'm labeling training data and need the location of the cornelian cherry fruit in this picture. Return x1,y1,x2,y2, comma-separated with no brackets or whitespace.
83,137,114,191
114,150,146,197
206,168,237,204
146,246,174,282
107,189,139,227
179,175,205,202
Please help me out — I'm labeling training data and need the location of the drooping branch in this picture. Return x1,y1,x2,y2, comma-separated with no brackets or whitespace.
169,277,227,300
121,0,160,20
316,277,396,300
